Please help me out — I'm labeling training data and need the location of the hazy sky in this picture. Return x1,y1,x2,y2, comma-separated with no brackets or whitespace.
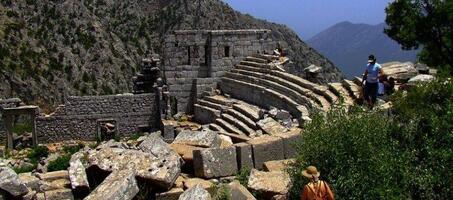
222,0,392,39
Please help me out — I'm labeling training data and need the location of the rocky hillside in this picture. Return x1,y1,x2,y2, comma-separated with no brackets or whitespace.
0,0,342,111
308,21,419,78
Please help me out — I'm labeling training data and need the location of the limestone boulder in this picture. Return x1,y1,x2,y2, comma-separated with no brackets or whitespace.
228,181,256,200
0,167,29,197
138,132,183,166
257,118,287,136
87,147,180,189
68,152,90,193
45,188,74,200
183,178,214,190
408,74,435,84
247,169,291,197
37,170,69,182
173,130,221,148
263,159,296,172
193,146,238,178
247,136,285,170
84,169,139,200
156,187,184,200
381,62,418,82
179,184,211,200
18,173,40,191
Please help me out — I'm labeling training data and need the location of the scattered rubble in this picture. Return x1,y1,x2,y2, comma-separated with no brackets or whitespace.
0,167,29,197
84,169,139,200
247,169,291,198
179,184,212,200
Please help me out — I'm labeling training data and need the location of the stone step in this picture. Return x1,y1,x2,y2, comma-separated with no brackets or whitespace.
328,83,354,105
203,95,234,106
245,56,268,64
209,124,250,143
240,60,267,68
232,68,330,111
254,54,280,61
232,102,262,122
226,108,258,130
197,99,227,111
222,113,257,137
194,104,221,124
220,77,309,119
215,118,247,136
235,64,334,107
225,72,318,111
341,79,361,100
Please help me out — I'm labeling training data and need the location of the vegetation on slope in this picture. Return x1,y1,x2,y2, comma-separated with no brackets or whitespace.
290,78,453,199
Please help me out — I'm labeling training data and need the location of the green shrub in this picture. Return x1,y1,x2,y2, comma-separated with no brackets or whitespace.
27,146,49,164
213,184,231,200
13,164,36,174
62,143,85,155
235,167,251,187
47,154,70,172
11,122,32,135
289,78,453,199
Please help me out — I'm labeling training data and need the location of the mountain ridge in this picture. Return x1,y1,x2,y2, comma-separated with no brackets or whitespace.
0,0,342,111
307,21,419,78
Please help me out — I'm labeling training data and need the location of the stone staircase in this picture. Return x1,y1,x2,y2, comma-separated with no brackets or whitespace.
194,54,361,141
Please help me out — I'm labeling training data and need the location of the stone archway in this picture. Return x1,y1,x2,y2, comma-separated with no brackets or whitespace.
2,106,39,150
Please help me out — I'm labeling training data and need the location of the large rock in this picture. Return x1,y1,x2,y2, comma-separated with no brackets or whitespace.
37,170,69,182
234,143,254,170
257,118,288,136
247,136,285,170
274,128,301,159
408,74,435,83
173,130,221,148
193,146,238,178
247,169,291,197
0,167,29,197
381,62,418,82
178,184,211,200
183,178,214,191
19,173,40,191
45,188,74,200
87,147,180,189
68,152,90,194
228,181,256,200
156,187,184,200
84,169,139,200
263,159,296,172
138,132,183,166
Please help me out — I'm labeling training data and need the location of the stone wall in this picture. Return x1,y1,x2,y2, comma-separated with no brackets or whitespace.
0,98,22,143
163,29,276,113
36,94,158,143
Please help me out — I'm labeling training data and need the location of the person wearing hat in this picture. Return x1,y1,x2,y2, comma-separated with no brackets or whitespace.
362,54,384,109
300,166,334,200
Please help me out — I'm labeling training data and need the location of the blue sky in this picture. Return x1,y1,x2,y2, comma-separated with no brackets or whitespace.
222,0,392,39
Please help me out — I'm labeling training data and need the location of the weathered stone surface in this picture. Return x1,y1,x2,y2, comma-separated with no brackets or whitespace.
19,172,40,191
45,188,74,200
173,130,221,148
23,190,36,200
38,179,71,192
274,129,301,159
257,118,287,136
68,152,90,192
381,62,418,82
161,120,178,142
234,143,254,170
408,74,435,83
183,178,214,190
193,146,238,178
247,169,291,196
170,143,204,164
0,146,5,158
35,192,45,200
179,184,211,200
96,140,128,149
175,176,185,189
37,170,69,182
263,159,296,172
84,169,139,200
156,187,184,200
219,135,233,147
0,167,29,197
228,181,256,200
247,136,285,170
87,147,180,189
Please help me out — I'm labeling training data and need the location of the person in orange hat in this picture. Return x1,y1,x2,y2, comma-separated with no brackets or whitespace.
300,166,334,200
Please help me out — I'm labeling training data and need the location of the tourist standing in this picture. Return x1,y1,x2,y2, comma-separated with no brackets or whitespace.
300,166,334,200
362,55,384,109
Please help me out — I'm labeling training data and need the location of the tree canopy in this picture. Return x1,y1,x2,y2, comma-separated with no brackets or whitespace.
385,0,453,74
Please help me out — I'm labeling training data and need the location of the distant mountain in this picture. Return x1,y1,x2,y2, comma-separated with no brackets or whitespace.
307,21,419,78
